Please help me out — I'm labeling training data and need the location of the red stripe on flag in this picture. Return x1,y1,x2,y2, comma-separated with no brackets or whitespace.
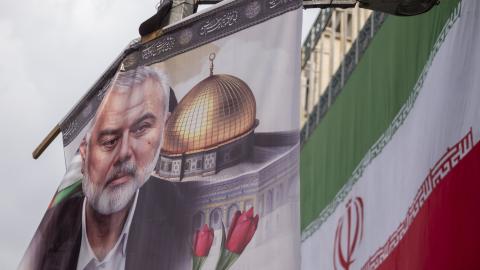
375,138,480,269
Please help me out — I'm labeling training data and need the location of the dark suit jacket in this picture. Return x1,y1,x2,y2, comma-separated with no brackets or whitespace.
24,178,192,270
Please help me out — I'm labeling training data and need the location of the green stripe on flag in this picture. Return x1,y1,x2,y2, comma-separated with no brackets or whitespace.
301,0,461,231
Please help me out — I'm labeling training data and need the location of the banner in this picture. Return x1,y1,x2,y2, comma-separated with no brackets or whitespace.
19,1,302,269
301,0,480,269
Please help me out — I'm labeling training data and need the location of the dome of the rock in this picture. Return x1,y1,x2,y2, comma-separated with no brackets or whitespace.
162,74,257,155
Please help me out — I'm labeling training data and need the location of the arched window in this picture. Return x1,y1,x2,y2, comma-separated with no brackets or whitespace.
192,211,205,231
277,183,284,204
266,189,274,213
258,194,265,216
244,200,253,211
227,204,240,227
209,208,223,230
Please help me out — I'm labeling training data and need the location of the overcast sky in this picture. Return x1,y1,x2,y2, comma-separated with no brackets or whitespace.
0,0,318,268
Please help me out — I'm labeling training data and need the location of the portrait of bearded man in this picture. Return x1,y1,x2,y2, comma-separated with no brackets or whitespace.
20,66,191,270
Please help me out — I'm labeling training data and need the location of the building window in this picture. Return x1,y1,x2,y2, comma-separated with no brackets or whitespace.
227,204,240,227
192,211,205,231
209,208,223,230
266,189,274,213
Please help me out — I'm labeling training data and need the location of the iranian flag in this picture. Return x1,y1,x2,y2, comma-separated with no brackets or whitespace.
301,0,480,269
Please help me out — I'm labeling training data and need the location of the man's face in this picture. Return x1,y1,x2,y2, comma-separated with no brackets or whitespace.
80,78,166,214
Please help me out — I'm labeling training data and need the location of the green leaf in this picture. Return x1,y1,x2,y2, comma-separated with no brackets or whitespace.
215,250,240,270
215,224,240,270
192,256,206,270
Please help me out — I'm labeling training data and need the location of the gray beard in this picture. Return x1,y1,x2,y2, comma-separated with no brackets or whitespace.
82,145,161,215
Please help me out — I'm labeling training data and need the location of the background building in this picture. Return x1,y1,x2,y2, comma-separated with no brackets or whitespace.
300,8,387,144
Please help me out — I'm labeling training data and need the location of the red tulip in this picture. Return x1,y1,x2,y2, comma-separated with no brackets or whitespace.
225,207,259,254
193,224,214,257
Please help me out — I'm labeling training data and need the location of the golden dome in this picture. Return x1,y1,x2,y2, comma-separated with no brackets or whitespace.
162,74,257,155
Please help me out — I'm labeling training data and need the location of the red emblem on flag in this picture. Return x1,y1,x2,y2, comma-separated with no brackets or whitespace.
333,197,364,270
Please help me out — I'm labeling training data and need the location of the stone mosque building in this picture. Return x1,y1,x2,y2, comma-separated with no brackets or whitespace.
153,56,299,238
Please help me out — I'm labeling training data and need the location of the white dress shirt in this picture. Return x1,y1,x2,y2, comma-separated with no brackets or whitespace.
76,191,139,270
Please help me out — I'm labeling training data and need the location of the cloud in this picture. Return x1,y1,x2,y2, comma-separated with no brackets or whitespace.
0,18,64,270
0,0,156,268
